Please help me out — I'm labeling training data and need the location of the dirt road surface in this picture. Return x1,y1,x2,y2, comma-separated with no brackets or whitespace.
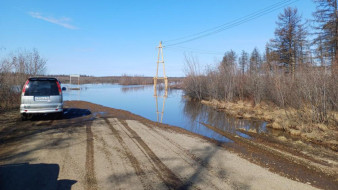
0,101,336,190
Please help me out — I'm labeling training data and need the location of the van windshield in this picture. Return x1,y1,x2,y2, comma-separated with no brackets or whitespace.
25,80,59,96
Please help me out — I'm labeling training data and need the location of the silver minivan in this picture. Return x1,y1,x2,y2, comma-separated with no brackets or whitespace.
20,77,63,120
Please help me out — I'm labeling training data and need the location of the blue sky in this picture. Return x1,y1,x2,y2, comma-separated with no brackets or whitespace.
0,0,316,77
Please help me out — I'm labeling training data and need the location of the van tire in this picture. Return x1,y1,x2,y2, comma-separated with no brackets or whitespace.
21,114,28,121
55,112,63,120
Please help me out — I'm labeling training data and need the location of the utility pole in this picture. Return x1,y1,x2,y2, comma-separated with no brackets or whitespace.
154,41,168,96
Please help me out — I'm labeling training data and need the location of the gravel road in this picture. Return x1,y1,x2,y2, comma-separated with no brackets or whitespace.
0,101,330,190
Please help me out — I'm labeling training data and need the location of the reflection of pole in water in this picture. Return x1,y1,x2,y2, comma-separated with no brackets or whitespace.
77,87,80,101
154,85,167,123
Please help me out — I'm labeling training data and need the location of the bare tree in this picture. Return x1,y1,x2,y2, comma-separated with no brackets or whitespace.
12,48,47,76
0,48,47,111
264,42,279,72
220,50,237,68
271,7,307,78
314,34,327,66
238,50,249,74
313,0,338,72
249,47,261,74
183,54,207,100
296,21,309,66
219,50,237,101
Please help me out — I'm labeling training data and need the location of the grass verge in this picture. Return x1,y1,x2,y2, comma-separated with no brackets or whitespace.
200,99,338,151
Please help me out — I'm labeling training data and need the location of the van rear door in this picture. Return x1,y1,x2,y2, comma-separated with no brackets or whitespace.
22,78,62,109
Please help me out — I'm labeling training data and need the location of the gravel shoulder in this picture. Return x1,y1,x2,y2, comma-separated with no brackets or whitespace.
0,101,335,190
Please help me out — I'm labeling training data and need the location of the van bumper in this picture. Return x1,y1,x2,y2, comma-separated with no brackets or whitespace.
20,104,63,114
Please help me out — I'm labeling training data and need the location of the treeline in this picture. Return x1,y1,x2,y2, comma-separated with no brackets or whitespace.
119,75,154,85
53,75,120,84
54,75,184,85
0,48,46,111
184,3,338,125
119,75,184,85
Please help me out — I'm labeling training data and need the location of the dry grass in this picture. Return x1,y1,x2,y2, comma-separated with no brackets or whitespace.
201,99,338,151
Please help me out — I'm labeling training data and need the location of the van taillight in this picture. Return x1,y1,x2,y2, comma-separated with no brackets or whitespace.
56,81,61,94
22,80,29,94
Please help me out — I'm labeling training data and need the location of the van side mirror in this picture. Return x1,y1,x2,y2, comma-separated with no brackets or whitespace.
62,87,67,91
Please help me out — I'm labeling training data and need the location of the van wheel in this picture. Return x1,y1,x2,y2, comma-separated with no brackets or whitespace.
21,114,28,121
55,112,63,120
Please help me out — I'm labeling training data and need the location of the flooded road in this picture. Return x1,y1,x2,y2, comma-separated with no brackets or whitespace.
63,83,266,142
1,87,337,189
0,101,322,190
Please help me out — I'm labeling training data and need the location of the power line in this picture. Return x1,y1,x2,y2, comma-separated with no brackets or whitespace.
164,0,299,47
164,0,292,43
165,46,224,55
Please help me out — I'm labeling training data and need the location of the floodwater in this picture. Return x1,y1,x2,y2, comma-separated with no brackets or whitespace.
63,83,266,142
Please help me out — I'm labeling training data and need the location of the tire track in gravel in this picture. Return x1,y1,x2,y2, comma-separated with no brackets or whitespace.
93,134,120,184
115,119,185,190
117,119,195,190
104,118,152,190
141,122,232,184
145,122,219,168
130,121,229,190
85,120,98,190
92,123,130,187
58,122,87,189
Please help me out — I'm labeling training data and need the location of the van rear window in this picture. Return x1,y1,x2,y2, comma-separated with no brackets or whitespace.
25,80,59,96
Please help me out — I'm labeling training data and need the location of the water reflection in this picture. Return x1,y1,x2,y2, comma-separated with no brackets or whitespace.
121,85,175,96
121,86,145,93
63,83,266,142
154,85,167,123
183,100,266,138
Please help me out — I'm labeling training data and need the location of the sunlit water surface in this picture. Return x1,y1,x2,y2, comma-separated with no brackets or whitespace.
63,84,266,143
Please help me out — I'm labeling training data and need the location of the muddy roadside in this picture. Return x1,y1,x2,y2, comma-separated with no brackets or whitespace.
0,101,337,189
